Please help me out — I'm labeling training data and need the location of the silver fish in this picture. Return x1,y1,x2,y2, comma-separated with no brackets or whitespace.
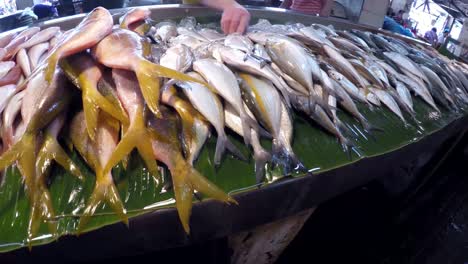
193,58,257,145
159,44,194,73
224,103,271,182
178,72,244,165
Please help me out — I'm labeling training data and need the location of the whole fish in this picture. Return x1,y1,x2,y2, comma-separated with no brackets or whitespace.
70,111,127,233
178,72,244,165
44,7,114,82
146,107,236,233
193,58,258,145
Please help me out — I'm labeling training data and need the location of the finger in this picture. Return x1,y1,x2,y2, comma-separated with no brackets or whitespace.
236,15,249,34
221,15,228,34
229,17,240,34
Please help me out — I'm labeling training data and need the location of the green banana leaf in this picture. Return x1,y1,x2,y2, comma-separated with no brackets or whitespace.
0,13,465,253
0,94,463,252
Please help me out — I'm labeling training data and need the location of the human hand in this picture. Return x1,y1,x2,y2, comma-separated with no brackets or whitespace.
221,3,250,34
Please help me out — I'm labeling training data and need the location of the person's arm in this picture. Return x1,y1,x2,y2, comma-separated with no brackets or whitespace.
320,0,333,17
280,0,292,9
198,0,250,34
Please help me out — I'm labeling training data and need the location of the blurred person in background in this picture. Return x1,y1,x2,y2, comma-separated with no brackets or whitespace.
424,27,438,47
280,0,333,16
437,28,450,48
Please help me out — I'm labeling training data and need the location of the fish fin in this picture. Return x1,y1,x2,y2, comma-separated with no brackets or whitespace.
44,52,58,84
83,85,129,139
27,184,57,249
0,133,37,194
271,139,307,176
253,148,271,184
103,110,159,182
77,170,128,234
136,60,217,117
214,132,246,165
36,133,84,181
171,157,236,233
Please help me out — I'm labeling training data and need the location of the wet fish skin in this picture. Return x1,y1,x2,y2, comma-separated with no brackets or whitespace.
0,61,15,79
28,42,50,70
217,46,291,106
224,103,271,183
147,108,236,234
44,7,114,83
93,29,208,118
179,72,244,165
193,58,257,146
70,111,128,233
161,84,210,165
17,49,31,77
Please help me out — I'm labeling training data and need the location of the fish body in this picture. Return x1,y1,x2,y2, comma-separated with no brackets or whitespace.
193,58,257,145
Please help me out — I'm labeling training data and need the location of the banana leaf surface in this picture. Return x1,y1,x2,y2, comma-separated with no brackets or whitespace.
0,11,466,254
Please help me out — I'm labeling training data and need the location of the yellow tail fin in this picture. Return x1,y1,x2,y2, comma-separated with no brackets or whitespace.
171,158,237,233
27,183,57,250
36,132,84,181
103,108,159,181
77,170,128,234
44,52,58,84
135,60,218,117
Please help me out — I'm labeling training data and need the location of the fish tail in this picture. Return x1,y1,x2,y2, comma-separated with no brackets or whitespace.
214,132,246,165
271,139,307,176
84,85,129,128
136,60,217,117
77,170,128,234
36,132,84,181
44,52,58,84
171,157,236,233
135,60,162,118
104,110,159,181
253,147,271,184
27,183,57,249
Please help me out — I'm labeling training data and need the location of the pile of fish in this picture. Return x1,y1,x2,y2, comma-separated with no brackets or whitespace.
0,6,467,244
